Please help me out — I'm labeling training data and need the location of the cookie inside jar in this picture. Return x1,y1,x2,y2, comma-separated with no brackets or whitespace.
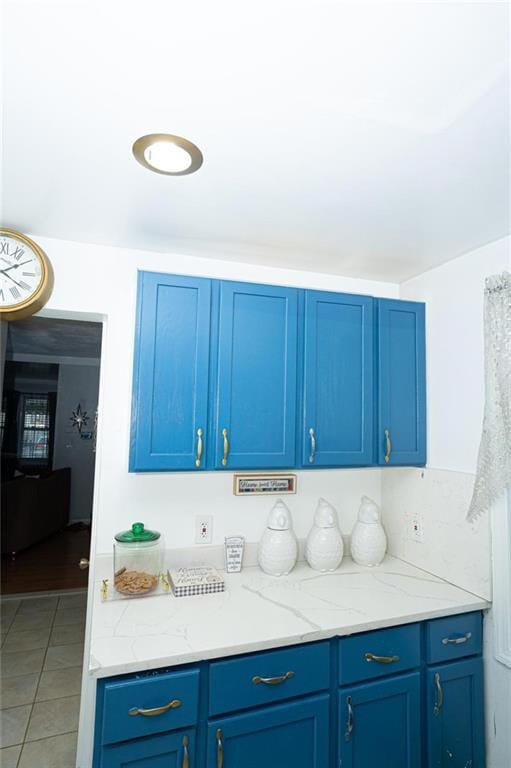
114,568,159,594
113,522,163,597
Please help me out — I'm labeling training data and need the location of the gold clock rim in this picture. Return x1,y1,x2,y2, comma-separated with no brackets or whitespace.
0,228,54,321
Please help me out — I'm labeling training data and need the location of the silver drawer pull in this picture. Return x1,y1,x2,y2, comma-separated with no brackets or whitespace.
216,728,223,768
441,632,472,646
345,695,354,741
128,698,182,717
364,652,400,664
252,671,295,686
182,735,189,768
433,672,443,716
308,427,316,463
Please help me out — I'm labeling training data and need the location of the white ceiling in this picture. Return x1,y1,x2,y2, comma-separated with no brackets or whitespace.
2,0,509,282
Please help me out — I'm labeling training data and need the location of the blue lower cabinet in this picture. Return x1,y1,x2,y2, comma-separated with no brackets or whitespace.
99,668,199,745
339,673,421,768
207,695,329,768
426,658,485,768
209,641,330,716
338,622,421,686
100,729,195,768
94,614,486,768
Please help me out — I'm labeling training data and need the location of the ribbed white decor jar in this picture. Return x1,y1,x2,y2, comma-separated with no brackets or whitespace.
305,498,344,572
258,499,298,576
350,496,387,567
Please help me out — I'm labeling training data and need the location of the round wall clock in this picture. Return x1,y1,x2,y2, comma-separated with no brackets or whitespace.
0,228,54,321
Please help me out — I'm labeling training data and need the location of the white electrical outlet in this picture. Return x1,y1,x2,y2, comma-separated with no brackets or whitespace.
409,514,424,543
195,515,213,544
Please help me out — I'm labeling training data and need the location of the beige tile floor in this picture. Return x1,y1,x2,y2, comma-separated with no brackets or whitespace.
0,592,86,768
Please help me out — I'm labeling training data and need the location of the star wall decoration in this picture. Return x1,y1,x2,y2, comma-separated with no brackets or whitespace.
70,403,89,434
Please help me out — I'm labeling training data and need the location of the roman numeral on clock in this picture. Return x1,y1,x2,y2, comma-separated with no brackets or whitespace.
0,289,4,301
0,242,8,255
19,281,31,291
23,272,35,277
10,285,20,299
12,246,24,260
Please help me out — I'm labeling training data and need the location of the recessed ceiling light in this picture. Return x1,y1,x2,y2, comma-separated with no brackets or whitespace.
132,133,203,176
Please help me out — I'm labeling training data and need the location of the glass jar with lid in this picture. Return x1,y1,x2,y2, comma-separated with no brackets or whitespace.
113,522,163,596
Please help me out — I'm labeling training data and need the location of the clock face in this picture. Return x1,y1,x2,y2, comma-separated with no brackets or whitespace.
0,231,44,309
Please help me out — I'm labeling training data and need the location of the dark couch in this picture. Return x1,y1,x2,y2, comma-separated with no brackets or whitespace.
1,467,71,555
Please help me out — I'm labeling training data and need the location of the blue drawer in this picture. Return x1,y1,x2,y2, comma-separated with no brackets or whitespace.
339,623,421,685
426,611,482,664
209,642,330,715
100,668,199,745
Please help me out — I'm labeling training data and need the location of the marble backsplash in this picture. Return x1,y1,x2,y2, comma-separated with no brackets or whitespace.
381,467,491,600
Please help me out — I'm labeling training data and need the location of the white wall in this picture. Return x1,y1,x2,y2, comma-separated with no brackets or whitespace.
53,363,100,522
382,236,510,768
33,235,398,554
400,235,510,475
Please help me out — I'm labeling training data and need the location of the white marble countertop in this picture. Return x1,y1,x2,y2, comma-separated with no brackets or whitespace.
89,556,489,679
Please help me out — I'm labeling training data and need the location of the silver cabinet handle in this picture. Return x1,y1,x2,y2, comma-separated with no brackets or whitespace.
252,671,295,686
182,735,189,768
221,428,229,466
128,698,181,717
384,428,392,463
442,632,472,645
309,427,316,463
433,672,443,717
364,652,400,664
216,728,223,768
195,428,203,467
345,695,354,741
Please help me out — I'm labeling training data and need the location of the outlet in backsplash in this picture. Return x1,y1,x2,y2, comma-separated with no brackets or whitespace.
381,467,491,600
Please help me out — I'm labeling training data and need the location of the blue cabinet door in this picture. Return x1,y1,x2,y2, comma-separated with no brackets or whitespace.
426,658,485,768
302,291,373,466
101,729,195,768
377,299,426,465
214,281,298,469
130,272,211,472
207,694,329,768
339,673,421,768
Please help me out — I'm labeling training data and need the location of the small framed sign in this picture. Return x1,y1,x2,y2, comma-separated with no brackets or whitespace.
225,536,245,573
233,473,297,496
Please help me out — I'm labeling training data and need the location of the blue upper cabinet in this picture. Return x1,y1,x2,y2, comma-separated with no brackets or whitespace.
130,272,212,472
214,281,298,469
129,273,427,472
302,291,374,467
377,299,426,466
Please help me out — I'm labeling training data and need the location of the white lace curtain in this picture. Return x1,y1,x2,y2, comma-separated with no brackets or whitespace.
467,271,511,521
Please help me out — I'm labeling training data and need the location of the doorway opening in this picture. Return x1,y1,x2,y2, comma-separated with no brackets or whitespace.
1,316,102,594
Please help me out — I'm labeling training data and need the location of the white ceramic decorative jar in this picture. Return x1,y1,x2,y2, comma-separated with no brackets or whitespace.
258,499,298,576
350,496,387,567
305,497,344,572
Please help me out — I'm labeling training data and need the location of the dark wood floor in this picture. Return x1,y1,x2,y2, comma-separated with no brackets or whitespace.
1,526,91,594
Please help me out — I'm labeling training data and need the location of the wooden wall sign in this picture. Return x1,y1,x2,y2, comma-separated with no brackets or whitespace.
233,473,297,496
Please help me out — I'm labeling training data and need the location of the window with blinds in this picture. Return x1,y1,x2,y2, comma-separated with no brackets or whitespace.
19,394,50,460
